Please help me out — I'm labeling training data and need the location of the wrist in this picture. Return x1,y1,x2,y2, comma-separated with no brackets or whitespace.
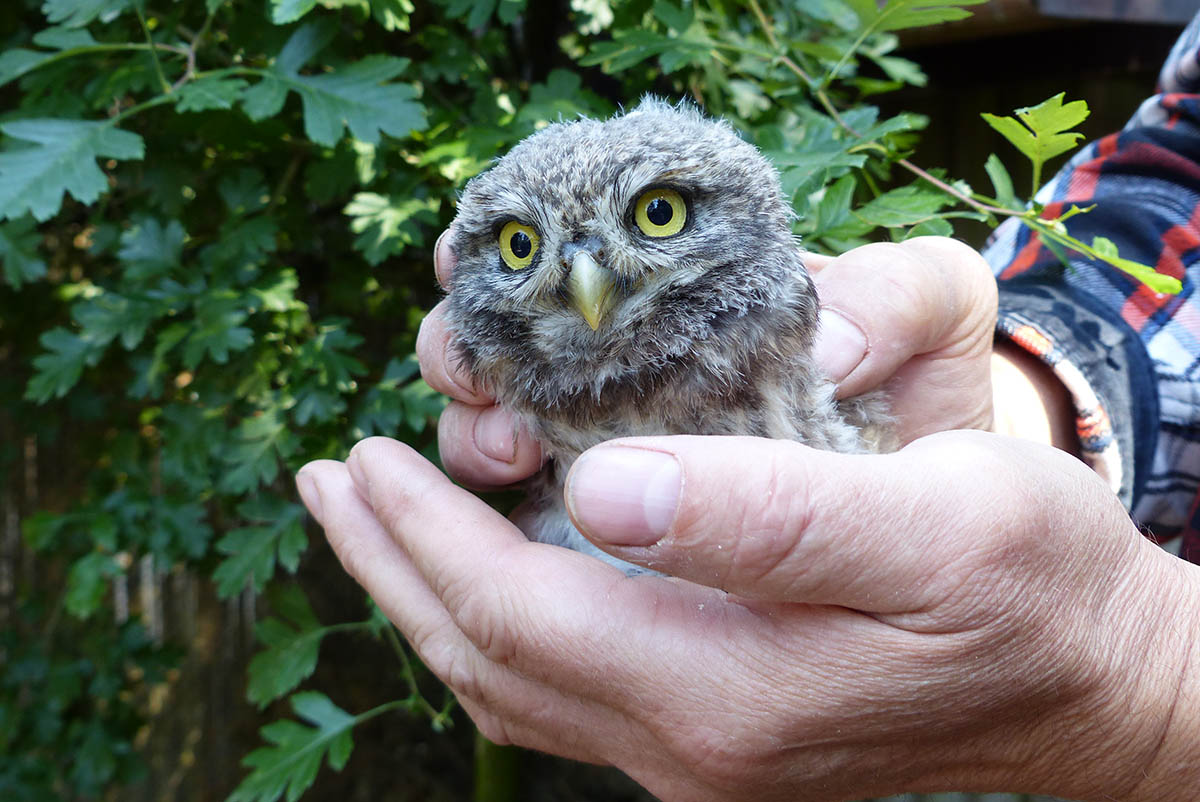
990,337,1080,455
1120,551,1200,802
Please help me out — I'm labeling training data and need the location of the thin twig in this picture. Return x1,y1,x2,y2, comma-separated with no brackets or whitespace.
135,3,172,93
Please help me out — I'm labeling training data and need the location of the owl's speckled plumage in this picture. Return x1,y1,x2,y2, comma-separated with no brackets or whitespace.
446,99,891,573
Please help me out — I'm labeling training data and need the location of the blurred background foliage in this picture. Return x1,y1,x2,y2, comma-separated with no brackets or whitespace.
0,0,1186,800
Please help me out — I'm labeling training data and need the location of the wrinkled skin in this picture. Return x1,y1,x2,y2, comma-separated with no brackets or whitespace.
296,236,1200,802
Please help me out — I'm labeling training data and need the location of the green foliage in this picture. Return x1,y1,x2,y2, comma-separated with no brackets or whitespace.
981,92,1090,192
229,691,389,802
0,1,1177,801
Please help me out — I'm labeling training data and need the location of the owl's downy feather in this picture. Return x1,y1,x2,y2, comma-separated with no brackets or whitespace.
445,99,892,574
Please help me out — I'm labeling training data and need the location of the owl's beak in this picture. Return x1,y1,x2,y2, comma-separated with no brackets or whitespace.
566,251,616,331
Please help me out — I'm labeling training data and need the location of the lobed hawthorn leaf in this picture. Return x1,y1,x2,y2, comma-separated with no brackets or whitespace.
247,585,323,708
218,410,301,496
71,292,160,351
25,326,107,402
0,119,144,223
344,192,439,265
0,216,47,288
213,495,306,597
981,93,1090,174
176,77,251,113
118,216,185,280
182,293,255,369
228,692,356,802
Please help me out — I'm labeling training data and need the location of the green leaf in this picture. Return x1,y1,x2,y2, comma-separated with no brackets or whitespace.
272,0,320,23
344,192,439,265
437,0,499,29
903,218,954,238
176,77,250,113
228,692,359,802
246,30,428,146
0,49,56,87
0,119,145,222
72,292,160,350
212,496,306,597
25,326,106,402
41,0,133,28
1090,236,1183,295
0,216,47,287
651,0,693,32
118,216,186,280
247,585,324,708
182,293,254,368
983,153,1017,209
65,551,121,619
982,93,1090,188
291,57,428,146
219,169,271,216
854,183,951,228
850,0,987,33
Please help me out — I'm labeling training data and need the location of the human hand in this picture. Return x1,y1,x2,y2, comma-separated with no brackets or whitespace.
296,431,1200,802
418,232,1001,489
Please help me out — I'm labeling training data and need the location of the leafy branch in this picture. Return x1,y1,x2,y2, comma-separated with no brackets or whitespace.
742,0,1180,294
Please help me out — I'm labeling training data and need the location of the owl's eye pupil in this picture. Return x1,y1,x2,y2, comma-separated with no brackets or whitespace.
510,231,532,259
646,197,673,226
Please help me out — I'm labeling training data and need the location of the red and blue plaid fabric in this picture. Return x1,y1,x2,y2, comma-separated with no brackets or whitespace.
983,11,1200,559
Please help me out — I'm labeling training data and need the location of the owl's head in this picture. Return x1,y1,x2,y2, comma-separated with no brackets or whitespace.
445,99,816,410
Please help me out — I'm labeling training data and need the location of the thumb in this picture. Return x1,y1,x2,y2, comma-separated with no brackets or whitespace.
563,432,1084,613
811,237,997,398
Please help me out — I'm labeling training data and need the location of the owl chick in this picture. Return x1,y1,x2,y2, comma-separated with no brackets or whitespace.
444,99,891,574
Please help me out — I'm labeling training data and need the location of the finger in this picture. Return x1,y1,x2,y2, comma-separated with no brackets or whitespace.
416,301,492,404
802,251,834,273
343,437,738,713
563,431,1086,613
811,237,997,400
295,459,632,765
437,401,544,490
434,229,455,289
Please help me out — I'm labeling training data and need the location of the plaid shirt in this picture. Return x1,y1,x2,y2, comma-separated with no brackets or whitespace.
983,11,1200,559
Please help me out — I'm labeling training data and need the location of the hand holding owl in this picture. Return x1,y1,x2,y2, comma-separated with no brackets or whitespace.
293,103,1190,799
297,424,1197,802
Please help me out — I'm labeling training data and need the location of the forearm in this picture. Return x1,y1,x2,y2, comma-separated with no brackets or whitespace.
990,336,1080,455
1119,548,1200,802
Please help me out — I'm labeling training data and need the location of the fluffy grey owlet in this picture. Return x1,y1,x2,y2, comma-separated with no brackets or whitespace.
444,99,892,574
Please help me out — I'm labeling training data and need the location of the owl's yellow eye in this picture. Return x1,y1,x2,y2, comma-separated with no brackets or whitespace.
499,221,540,270
634,188,687,238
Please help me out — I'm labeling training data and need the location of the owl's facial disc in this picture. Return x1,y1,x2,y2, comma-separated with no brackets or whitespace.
565,250,617,331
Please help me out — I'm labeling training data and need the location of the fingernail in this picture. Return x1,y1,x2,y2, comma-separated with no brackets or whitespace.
434,230,453,289
473,406,519,464
566,447,681,547
296,471,324,524
813,309,867,384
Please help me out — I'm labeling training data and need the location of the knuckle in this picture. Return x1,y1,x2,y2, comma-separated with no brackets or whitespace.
720,448,817,592
658,721,771,792
443,570,521,667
